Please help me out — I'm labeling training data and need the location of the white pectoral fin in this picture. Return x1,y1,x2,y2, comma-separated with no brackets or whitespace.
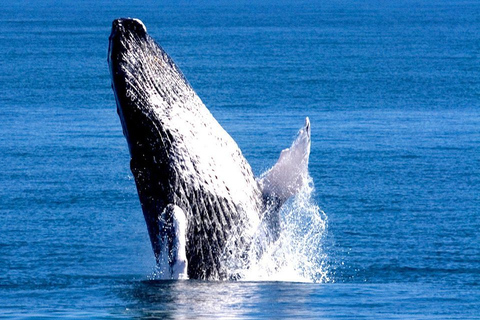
159,204,189,280
260,117,311,201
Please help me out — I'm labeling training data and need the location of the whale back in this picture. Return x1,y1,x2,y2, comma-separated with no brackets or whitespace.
108,18,262,279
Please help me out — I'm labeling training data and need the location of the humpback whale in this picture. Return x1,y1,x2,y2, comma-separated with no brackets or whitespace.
108,18,311,280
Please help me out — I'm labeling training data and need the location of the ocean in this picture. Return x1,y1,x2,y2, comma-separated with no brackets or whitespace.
1,0,479,318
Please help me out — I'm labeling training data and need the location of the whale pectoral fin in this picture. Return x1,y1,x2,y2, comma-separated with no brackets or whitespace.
158,204,189,279
259,117,311,203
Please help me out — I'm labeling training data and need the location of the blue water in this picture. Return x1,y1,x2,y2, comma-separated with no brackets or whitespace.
1,0,480,318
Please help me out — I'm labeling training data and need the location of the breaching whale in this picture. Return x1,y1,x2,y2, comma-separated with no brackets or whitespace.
108,18,311,280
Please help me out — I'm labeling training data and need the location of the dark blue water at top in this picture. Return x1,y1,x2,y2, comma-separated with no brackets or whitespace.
1,0,479,318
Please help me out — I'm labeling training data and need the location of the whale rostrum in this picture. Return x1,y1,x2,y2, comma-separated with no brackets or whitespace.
108,18,311,280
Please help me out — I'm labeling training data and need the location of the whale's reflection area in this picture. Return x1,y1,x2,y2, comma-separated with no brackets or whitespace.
123,279,317,319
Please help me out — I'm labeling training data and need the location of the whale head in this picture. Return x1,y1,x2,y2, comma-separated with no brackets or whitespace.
108,18,186,157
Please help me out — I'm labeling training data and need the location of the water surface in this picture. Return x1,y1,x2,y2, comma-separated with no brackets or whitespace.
1,0,479,318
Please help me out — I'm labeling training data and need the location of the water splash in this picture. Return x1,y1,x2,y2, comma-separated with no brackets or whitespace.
228,175,330,283
150,176,329,283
